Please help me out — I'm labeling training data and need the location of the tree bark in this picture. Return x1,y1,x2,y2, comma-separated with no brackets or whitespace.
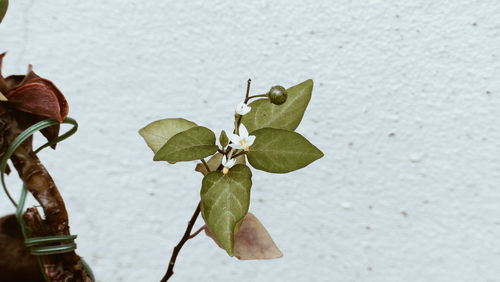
0,105,91,281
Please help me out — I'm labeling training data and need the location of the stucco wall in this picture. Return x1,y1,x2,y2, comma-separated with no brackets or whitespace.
1,1,500,281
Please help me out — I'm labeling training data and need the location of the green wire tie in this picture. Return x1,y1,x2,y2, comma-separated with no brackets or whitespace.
0,117,95,282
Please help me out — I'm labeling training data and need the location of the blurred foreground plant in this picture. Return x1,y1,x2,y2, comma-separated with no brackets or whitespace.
0,53,93,282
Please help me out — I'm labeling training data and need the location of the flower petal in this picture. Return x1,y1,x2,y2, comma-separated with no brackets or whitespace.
246,135,256,147
239,123,249,138
226,158,236,168
241,105,251,115
230,143,243,150
227,132,241,145
235,101,245,115
235,102,252,115
4,75,25,89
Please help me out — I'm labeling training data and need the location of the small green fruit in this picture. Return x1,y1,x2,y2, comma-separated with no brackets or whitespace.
267,85,288,105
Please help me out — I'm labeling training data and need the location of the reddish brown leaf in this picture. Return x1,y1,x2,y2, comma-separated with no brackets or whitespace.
5,83,63,122
0,53,69,124
22,65,68,121
0,52,5,73
195,153,224,175
4,75,25,89
33,78,68,120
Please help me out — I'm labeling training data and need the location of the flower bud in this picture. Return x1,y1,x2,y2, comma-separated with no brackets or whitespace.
267,85,287,105
219,130,228,148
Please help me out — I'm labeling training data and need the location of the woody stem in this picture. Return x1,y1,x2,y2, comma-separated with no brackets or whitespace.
160,202,201,282
234,79,252,134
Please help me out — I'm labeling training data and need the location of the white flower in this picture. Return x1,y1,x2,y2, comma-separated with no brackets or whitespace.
227,123,256,151
235,101,252,116
222,155,236,175
223,155,236,168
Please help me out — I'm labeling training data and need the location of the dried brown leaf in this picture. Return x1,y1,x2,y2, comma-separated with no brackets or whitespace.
204,212,283,260
195,152,223,175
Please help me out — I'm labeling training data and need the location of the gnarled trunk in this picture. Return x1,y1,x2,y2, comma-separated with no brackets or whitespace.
0,104,91,281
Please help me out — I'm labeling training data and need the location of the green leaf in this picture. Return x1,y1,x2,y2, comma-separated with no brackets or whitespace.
201,164,252,256
154,126,217,162
234,154,246,165
139,118,197,154
219,130,228,148
247,127,323,173
0,0,7,24
241,79,313,133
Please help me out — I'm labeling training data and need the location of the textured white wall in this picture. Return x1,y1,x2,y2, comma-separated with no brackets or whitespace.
1,1,500,281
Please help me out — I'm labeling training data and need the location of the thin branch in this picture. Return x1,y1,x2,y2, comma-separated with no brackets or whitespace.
244,78,252,103
160,202,201,282
234,116,242,134
246,93,267,101
234,79,252,134
200,159,210,173
232,151,247,159
188,225,206,239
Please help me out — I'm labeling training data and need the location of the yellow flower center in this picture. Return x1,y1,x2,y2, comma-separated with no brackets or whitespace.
222,166,229,175
240,139,249,151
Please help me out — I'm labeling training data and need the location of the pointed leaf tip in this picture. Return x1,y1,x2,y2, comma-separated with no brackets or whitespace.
201,164,252,256
154,126,217,162
205,213,283,260
241,79,314,133
247,127,323,173
139,118,197,154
